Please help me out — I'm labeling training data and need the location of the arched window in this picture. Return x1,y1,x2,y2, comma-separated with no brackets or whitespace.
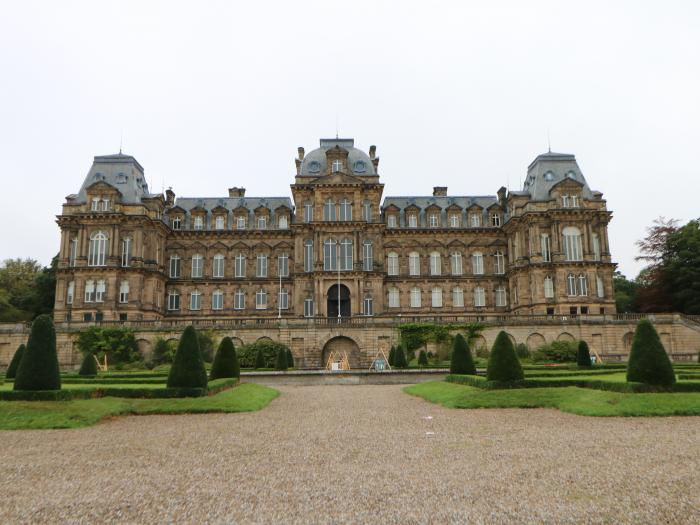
495,286,507,307
212,290,224,310
324,239,337,271
474,286,485,307
387,252,399,276
409,252,420,276
88,231,107,266
472,252,484,275
340,238,353,270
452,288,464,307
339,199,352,221
235,253,246,278
388,287,400,308
410,287,421,308
544,275,554,298
191,254,203,278
362,240,373,271
278,215,288,229
451,252,463,276
213,254,225,278
324,199,336,221
567,273,577,296
121,237,131,267
304,240,314,272
494,251,505,274
578,274,588,296
256,289,267,309
256,254,268,277
430,251,441,276
431,287,443,307
190,290,202,310
563,226,583,261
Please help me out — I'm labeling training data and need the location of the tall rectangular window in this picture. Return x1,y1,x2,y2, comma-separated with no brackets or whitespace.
495,287,507,307
168,291,180,310
451,253,462,276
95,280,106,302
234,290,245,310
544,276,554,298
170,256,181,278
69,239,78,267
472,253,484,275
278,253,289,277
340,239,353,270
592,233,601,261
452,288,464,307
362,241,373,271
190,291,201,310
172,217,182,230
474,287,485,307
235,254,246,278
431,288,443,308
213,255,225,278
256,255,268,277
494,252,505,274
410,288,421,308
304,298,314,317
237,216,246,229
257,216,267,229
191,255,203,278
339,199,352,221
363,297,373,315
324,240,337,271
388,288,400,308
450,214,460,228
304,240,314,273
597,276,605,298
279,289,289,310
324,200,336,221
256,289,267,309
121,238,131,267
362,202,372,222
541,233,551,262
430,252,441,276
66,281,75,304
408,214,418,228
84,280,95,302
470,214,481,227
212,290,224,310
387,215,397,228
409,253,420,276
304,203,313,223
193,216,204,230
387,253,399,276
119,280,129,303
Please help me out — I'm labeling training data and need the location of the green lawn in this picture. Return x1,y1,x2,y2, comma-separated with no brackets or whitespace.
405,381,700,417
0,383,279,430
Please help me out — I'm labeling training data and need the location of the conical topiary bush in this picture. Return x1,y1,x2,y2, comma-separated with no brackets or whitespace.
577,340,592,367
275,346,288,371
418,350,428,367
254,348,266,369
5,343,25,379
486,331,524,383
286,348,294,368
210,337,240,380
626,319,676,387
388,345,396,367
167,325,208,389
394,345,408,368
78,353,98,376
14,315,61,391
450,333,476,375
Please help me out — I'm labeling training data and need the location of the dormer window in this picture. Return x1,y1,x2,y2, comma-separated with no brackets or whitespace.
408,214,418,228
172,217,182,230
278,215,288,229
91,198,100,211
116,173,128,184
571,195,579,207
491,213,501,227
353,160,366,173
332,160,343,172
470,214,481,227
308,160,321,173
387,214,397,228
562,195,570,207
450,214,460,228
237,216,246,229
257,216,267,229
544,171,555,182
193,216,204,230
428,214,439,228
215,216,225,230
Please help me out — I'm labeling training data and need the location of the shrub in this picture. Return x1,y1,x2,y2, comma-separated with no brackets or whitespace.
697,349,700,363
167,326,208,389
14,314,61,391
418,350,429,366
152,337,176,365
237,340,290,368
532,341,578,362
254,348,266,369
394,345,408,368
286,348,294,368
388,346,396,367
475,345,489,359
275,346,288,371
515,343,530,359
196,330,216,363
210,337,240,380
626,319,676,387
486,331,524,383
78,353,98,376
76,326,140,363
5,344,25,379
450,334,476,375
577,340,592,367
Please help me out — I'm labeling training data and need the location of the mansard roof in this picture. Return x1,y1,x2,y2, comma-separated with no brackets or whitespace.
381,195,497,211
75,152,152,204
522,151,597,202
174,196,293,213
299,138,377,176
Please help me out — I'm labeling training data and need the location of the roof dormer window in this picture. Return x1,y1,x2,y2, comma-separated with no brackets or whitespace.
193,216,204,230
332,160,343,172
353,160,366,173
172,217,182,230
544,171,554,182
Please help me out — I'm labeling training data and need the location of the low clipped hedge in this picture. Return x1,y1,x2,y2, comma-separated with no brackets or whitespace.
60,377,169,385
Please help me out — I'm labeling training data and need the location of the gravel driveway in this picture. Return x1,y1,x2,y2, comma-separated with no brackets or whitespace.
1,384,698,524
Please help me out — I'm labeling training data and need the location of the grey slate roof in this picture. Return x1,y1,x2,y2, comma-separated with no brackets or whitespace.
381,195,500,228
75,153,152,204
174,197,293,213
299,138,376,176
522,151,595,201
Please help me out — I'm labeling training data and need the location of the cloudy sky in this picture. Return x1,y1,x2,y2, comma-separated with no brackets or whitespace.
1,0,698,278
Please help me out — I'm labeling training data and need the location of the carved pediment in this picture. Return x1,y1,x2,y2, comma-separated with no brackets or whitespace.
310,172,366,186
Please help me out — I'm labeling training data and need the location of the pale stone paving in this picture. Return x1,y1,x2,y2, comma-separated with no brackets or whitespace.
0,385,698,524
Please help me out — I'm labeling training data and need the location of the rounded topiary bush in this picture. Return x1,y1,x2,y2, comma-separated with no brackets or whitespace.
486,331,524,383
6,343,25,379
167,325,208,389
577,340,592,367
286,348,294,368
450,334,476,375
388,345,396,367
626,319,675,387
394,345,408,368
210,337,240,380
78,352,98,376
515,343,530,359
418,350,429,366
14,314,61,391
275,346,288,371
254,348,266,369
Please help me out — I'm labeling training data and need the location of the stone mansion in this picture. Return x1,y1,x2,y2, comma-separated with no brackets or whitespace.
53,137,618,324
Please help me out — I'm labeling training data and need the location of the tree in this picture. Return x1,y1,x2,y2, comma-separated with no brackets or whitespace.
394,345,408,368
577,340,592,367
486,331,524,383
660,219,700,314
14,314,61,391
613,271,639,313
275,346,288,371
286,348,295,368
254,348,266,369
450,333,476,375
0,257,56,320
388,345,396,367
418,350,429,366
210,337,240,379
196,330,216,362
167,326,208,389
5,344,25,379
626,319,675,387
515,343,530,359
152,337,175,365
76,327,140,363
78,352,98,376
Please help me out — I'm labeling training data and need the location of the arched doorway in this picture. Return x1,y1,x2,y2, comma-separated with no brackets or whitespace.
327,284,351,318
322,336,361,368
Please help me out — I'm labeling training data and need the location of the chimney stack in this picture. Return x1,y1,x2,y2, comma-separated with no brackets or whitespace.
369,145,376,159
228,187,246,198
297,146,305,160
165,188,175,206
433,186,448,197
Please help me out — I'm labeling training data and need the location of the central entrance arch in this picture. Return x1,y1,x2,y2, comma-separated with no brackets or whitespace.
327,284,351,318
322,336,361,368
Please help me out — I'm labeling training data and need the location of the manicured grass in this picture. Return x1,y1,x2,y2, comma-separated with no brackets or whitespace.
0,383,279,430
405,381,700,417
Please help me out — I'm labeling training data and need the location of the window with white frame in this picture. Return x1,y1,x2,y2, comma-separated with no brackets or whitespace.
191,254,203,278
544,276,554,298
168,291,180,310
450,214,460,228
304,298,314,317
472,252,484,275
562,195,570,208
190,290,201,310
474,286,485,307
387,252,399,276
257,216,267,229
278,253,289,277
304,240,313,272
119,280,129,303
428,213,439,228
215,216,225,230
388,288,400,308
362,241,373,271
363,296,373,315
324,239,337,271
88,231,107,266
66,281,75,304
340,238,353,270
495,286,507,307
410,287,421,308
172,216,182,230
331,159,343,172
278,289,289,310
84,280,95,302
408,214,418,228
234,290,245,310
256,254,268,277
563,226,583,261
95,280,106,302
91,198,100,211
256,289,267,309
193,216,204,230
324,199,336,221
470,213,481,227
429,252,441,276
169,255,181,278
213,254,225,278
409,252,420,276
69,238,78,267
567,273,577,296
452,287,464,307
541,233,552,262
494,251,505,274
304,202,313,223
491,213,501,227
571,195,579,207
212,290,224,310
578,274,588,296
121,237,132,267
597,276,605,298
339,199,352,221
592,233,601,261
362,201,372,222
235,254,246,278
432,287,443,307
387,214,397,228
451,252,463,276
237,216,246,229
278,215,288,229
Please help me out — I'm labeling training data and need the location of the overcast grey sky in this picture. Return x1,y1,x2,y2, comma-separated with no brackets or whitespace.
1,0,698,278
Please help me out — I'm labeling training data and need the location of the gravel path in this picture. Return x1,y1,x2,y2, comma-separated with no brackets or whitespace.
1,385,699,524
